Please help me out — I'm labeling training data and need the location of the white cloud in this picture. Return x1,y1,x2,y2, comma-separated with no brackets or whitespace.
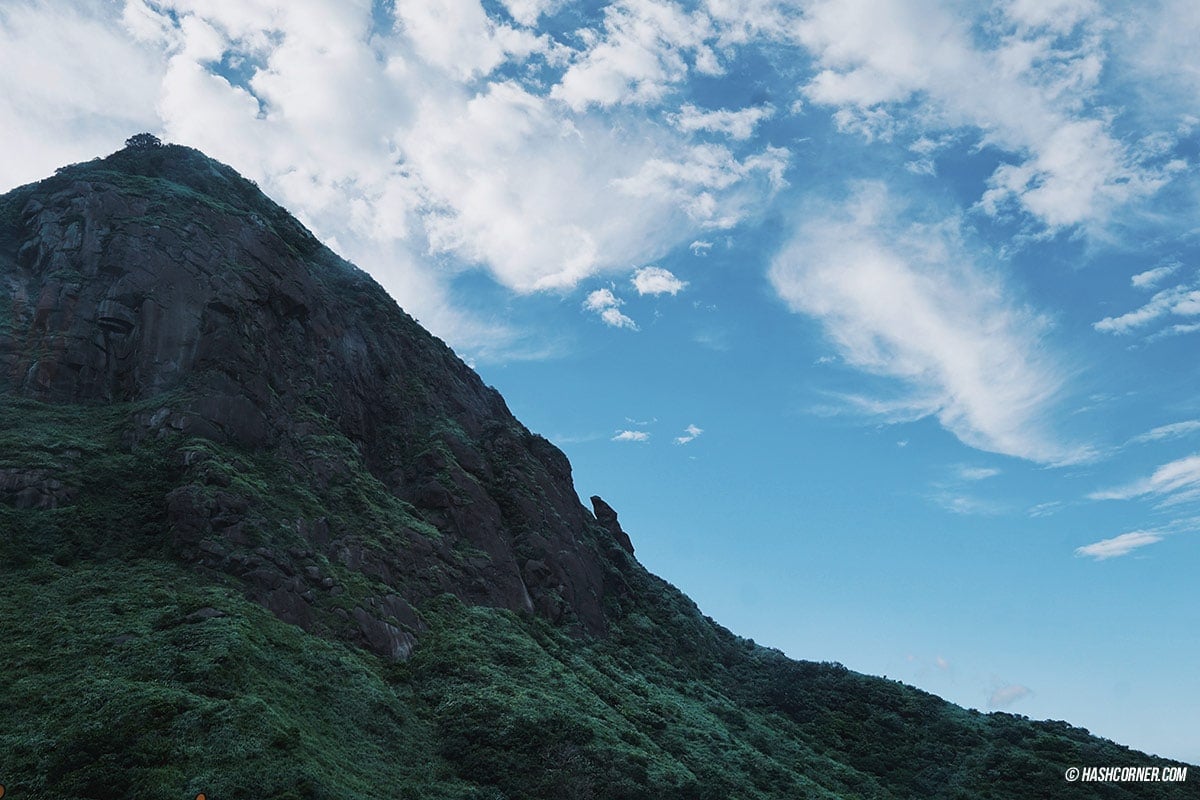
1093,283,1200,335
689,240,713,255
0,1,163,190
935,655,949,671
1150,322,1200,341
769,183,1084,464
611,142,789,229
1130,420,1200,444
0,0,790,360
612,429,651,442
989,684,1032,708
1131,263,1181,289
670,103,775,140
795,0,1172,232
674,423,703,444
1113,0,1200,121
1099,273,1200,335
1006,0,1099,33
395,0,546,79
703,0,799,47
551,0,713,111
498,0,559,28
934,493,1002,516
1028,500,1064,517
584,288,639,330
632,266,688,296
958,466,1001,481
1090,454,1200,505
1075,531,1164,560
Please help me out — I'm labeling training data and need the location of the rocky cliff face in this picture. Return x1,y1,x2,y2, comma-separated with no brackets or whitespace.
0,140,634,655
4,142,1194,800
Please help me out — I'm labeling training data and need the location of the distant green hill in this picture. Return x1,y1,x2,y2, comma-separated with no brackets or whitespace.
0,138,1193,799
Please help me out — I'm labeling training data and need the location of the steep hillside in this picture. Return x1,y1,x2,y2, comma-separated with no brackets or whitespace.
0,138,1193,799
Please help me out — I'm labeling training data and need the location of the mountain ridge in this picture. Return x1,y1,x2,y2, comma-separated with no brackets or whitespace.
0,138,1193,799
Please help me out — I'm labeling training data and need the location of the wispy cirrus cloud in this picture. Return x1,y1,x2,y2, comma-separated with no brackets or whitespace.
932,493,1004,516
769,182,1087,464
1129,420,1200,445
958,466,1001,481
1094,283,1200,335
1089,454,1200,505
1075,531,1164,560
674,424,703,444
989,684,1032,709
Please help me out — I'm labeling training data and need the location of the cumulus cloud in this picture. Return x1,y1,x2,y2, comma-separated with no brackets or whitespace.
498,0,560,27
551,0,713,111
674,424,703,444
632,266,688,296
1131,263,1181,289
612,429,651,442
0,0,789,360
1075,531,1164,560
584,288,639,330
671,103,775,140
611,143,789,229
795,0,1174,232
769,183,1084,464
0,1,162,190
989,684,1032,709
1089,454,1200,505
395,0,546,80
1114,0,1200,119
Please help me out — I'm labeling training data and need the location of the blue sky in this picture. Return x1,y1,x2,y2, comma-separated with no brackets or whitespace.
3,0,1199,763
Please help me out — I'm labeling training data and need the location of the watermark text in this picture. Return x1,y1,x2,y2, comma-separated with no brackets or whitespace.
1064,766,1188,783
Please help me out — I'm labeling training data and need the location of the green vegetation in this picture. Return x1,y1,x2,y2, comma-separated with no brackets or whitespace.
0,559,459,800
3,547,1193,799
0,386,1189,799
1,140,1194,799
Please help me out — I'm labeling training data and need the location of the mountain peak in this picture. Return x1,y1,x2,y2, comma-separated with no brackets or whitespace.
1,140,630,645
1,145,1192,799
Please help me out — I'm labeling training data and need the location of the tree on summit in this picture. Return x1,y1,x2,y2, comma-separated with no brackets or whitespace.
125,132,163,150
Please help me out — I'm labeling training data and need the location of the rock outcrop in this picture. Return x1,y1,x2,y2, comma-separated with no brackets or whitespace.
0,142,636,657
591,495,635,555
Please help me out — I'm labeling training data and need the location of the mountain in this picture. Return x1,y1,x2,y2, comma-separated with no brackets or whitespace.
0,137,1193,800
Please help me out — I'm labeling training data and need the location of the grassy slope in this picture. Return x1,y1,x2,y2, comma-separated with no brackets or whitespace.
1,400,1196,799
2,147,1196,799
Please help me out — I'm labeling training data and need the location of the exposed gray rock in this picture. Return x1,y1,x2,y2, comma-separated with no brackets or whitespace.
591,495,635,555
0,142,641,654
352,606,416,662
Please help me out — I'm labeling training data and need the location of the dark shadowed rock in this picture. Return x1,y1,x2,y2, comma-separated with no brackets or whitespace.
352,606,417,662
0,142,633,652
184,607,228,623
590,495,635,555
